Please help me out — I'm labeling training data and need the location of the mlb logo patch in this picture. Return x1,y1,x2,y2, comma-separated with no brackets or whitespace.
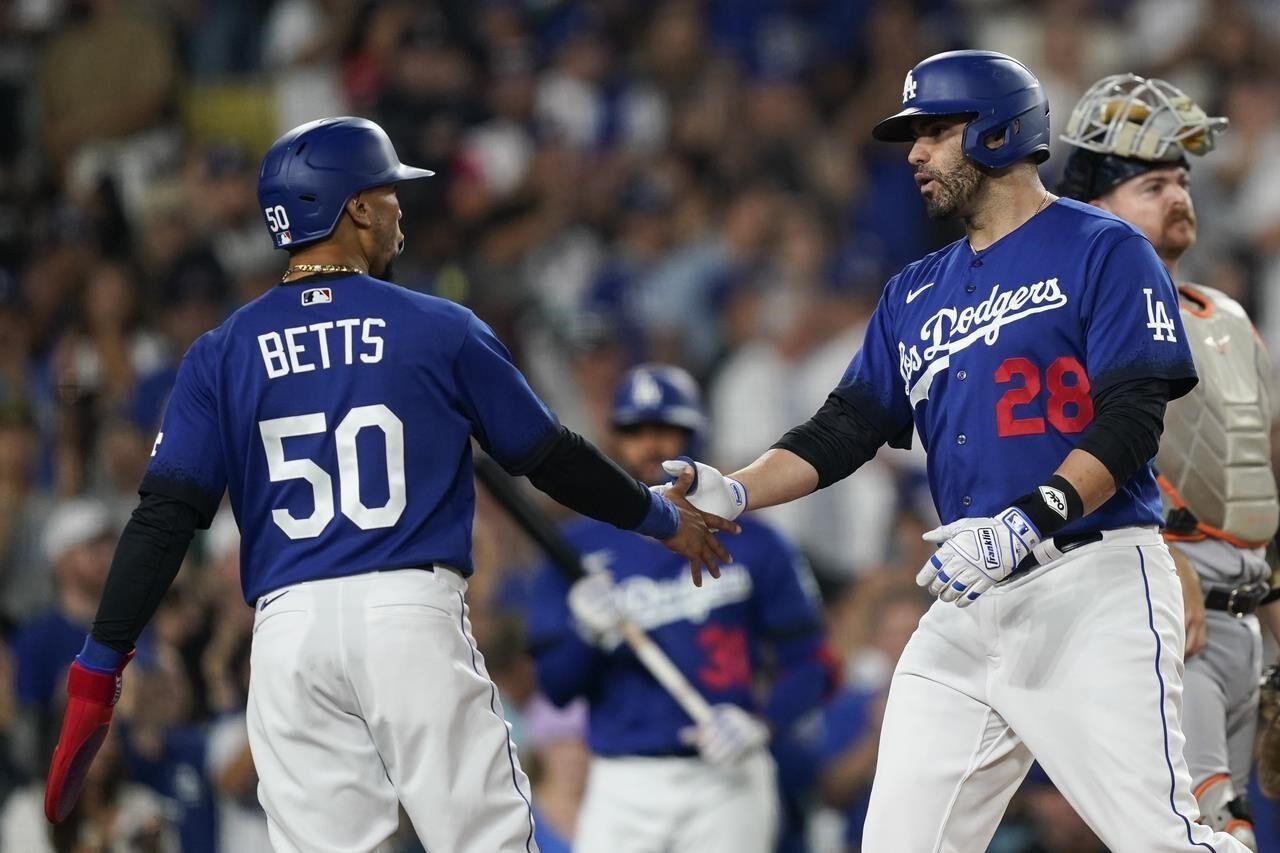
302,288,332,306
276,230,292,247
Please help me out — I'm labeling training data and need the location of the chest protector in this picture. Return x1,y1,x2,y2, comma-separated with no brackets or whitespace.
1156,285,1279,546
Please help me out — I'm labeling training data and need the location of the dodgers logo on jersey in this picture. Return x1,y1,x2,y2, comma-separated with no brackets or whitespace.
583,550,754,628
898,277,1069,405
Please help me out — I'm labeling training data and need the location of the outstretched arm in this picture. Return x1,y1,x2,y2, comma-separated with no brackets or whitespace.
729,449,820,511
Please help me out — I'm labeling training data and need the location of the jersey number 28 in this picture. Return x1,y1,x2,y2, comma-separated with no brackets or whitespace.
994,357,1093,437
259,404,406,539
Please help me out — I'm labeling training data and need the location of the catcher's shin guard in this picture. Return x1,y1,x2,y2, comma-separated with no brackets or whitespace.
1193,773,1257,852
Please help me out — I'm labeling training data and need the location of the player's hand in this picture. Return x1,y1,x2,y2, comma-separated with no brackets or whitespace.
916,507,1041,607
1170,545,1207,658
45,650,134,823
659,457,748,522
568,572,624,651
679,704,770,767
660,466,740,587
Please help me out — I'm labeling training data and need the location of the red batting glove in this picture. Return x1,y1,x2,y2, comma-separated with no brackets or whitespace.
44,651,133,823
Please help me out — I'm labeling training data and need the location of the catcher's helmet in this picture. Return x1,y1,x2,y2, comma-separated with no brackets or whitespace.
873,50,1051,170
1057,74,1227,202
257,117,435,250
611,364,707,449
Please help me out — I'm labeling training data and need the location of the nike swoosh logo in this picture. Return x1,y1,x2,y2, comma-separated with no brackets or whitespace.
258,590,290,611
905,282,934,304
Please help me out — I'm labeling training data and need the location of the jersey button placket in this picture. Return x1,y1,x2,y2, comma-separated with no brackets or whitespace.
957,434,966,445
961,496,972,507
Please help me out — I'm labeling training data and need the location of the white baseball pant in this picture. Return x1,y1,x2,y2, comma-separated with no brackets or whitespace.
246,568,538,853
573,751,779,853
862,526,1252,852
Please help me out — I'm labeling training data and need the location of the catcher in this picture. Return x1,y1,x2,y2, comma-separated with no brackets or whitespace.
1060,73,1280,848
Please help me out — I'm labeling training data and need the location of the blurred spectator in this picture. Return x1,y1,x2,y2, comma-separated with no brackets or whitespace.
262,0,352,132
0,727,176,852
817,583,926,850
2,1,1280,848
12,497,114,715
40,0,180,219
200,511,270,853
0,402,56,625
520,695,589,853
119,645,218,853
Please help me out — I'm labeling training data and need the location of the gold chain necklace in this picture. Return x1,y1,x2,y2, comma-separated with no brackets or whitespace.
282,263,366,281
1034,190,1054,216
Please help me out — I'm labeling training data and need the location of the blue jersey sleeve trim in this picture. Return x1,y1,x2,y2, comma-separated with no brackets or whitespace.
78,636,126,672
632,490,679,540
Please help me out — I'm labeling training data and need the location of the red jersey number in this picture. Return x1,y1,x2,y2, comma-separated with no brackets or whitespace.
696,625,751,691
995,357,1093,438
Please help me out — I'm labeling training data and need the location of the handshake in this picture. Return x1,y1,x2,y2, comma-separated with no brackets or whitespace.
649,458,749,587
654,457,749,522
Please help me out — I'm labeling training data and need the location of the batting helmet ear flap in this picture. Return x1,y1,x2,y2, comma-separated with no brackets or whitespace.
874,50,1051,169
257,117,434,249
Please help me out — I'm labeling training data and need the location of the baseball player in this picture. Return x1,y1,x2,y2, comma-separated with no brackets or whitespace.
1059,73,1280,850
668,50,1255,851
40,117,738,853
525,364,836,853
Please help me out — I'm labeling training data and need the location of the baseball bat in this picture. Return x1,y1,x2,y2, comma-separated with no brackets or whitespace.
473,452,714,725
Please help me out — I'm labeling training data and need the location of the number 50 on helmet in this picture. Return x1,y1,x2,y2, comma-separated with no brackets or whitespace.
256,117,435,249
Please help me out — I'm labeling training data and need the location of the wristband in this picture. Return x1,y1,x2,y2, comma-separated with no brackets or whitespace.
1010,474,1083,538
77,636,127,674
633,488,680,539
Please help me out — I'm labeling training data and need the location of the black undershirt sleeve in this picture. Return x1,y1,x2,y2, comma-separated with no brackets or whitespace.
523,425,654,530
91,492,202,654
1073,377,1172,487
771,392,892,490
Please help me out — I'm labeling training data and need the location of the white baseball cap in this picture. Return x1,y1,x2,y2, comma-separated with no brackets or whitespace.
43,498,114,564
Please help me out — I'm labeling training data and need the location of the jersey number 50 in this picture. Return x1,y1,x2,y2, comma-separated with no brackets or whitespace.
259,404,406,539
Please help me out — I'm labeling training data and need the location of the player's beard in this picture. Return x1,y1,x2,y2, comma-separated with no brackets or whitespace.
1157,205,1196,262
917,158,985,220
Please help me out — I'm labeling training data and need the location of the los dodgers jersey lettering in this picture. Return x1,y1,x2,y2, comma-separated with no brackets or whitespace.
837,199,1197,532
142,274,561,603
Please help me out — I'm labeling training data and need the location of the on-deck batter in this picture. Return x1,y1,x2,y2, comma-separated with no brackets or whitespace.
526,365,836,853
40,117,737,853
1059,73,1280,851
671,51,1254,852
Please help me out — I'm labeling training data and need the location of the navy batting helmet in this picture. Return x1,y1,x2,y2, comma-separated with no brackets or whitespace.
611,364,706,450
873,51,1051,170
257,117,435,250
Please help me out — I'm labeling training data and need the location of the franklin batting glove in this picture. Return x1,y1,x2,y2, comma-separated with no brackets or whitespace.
916,507,1041,607
660,457,747,522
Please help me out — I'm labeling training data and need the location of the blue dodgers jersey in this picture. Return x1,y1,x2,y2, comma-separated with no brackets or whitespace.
142,274,560,603
526,516,822,757
839,199,1198,532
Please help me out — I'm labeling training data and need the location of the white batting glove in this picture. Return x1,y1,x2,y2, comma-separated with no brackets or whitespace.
568,573,624,651
916,507,1041,607
679,704,770,767
658,457,747,522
